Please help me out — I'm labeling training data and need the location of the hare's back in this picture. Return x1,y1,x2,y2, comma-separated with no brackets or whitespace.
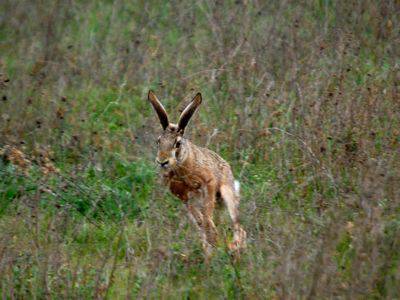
191,144,235,184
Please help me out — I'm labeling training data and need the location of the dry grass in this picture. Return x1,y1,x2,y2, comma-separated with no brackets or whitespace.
0,0,399,298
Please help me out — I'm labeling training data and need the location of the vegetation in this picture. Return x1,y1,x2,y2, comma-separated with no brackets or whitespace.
1,0,399,298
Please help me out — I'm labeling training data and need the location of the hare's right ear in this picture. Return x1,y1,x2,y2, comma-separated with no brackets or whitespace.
148,90,169,130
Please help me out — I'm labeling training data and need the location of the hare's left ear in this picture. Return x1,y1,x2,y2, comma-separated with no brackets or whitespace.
178,93,202,133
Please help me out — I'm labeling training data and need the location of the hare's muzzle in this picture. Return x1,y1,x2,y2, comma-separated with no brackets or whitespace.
156,159,169,168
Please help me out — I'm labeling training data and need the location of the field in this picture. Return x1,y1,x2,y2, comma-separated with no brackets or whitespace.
1,1,399,298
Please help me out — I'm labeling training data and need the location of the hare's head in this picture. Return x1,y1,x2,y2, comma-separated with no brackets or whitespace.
147,90,202,169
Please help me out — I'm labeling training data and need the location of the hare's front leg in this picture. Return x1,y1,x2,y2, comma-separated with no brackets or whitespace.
202,183,218,247
185,202,213,257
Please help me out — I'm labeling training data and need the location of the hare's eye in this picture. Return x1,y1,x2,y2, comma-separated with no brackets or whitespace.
175,141,181,148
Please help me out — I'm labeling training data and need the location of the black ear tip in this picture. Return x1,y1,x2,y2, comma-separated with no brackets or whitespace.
195,92,202,103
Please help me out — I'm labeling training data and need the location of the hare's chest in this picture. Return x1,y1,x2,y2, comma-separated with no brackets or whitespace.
163,172,202,202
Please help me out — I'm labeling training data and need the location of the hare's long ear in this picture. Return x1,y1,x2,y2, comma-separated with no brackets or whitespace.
178,93,202,133
148,90,169,130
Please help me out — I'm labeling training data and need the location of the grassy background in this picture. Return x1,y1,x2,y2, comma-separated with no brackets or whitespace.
1,0,399,298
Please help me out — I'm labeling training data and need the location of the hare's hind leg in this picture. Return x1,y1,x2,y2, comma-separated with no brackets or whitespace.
220,184,247,250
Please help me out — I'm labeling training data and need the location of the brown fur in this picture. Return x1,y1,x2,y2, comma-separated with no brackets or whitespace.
147,91,246,257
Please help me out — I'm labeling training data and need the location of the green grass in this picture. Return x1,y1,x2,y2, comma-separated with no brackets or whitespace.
1,0,399,298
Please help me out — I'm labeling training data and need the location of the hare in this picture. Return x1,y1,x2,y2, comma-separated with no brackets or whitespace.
147,90,246,257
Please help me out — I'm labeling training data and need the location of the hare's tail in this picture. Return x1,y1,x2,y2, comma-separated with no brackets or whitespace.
234,180,240,197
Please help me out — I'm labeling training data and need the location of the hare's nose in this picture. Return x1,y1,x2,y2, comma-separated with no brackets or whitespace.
157,159,169,168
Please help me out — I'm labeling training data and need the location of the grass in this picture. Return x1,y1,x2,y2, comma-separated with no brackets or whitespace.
1,0,400,298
